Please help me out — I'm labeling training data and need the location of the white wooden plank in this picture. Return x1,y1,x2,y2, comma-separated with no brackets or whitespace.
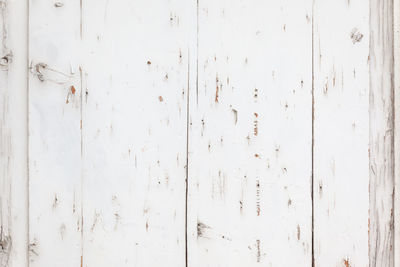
28,0,83,266
395,0,400,264
313,0,370,265
369,0,395,265
0,0,28,266
80,1,194,266
187,1,313,266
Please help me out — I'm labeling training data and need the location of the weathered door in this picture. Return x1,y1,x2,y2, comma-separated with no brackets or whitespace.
1,0,399,266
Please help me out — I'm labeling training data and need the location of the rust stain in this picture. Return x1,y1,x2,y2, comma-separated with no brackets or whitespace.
158,96,163,102
343,258,351,267
70,86,76,95
215,75,220,103
81,255,83,267
147,61,151,65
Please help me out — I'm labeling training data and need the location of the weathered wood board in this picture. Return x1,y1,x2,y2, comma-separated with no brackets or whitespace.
80,0,193,266
187,1,313,266
0,0,398,266
313,0,370,266
29,0,83,266
0,0,28,267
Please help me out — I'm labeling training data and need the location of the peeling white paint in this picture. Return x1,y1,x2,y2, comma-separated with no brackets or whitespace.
0,0,398,266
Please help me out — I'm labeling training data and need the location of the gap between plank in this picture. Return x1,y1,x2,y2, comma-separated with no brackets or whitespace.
311,0,315,266
185,51,190,267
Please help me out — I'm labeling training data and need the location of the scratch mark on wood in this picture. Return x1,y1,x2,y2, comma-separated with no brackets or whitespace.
256,239,261,262
297,225,301,240
231,108,237,124
256,179,260,216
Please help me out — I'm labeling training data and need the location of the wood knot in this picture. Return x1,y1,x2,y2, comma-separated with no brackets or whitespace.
0,52,13,70
350,28,363,44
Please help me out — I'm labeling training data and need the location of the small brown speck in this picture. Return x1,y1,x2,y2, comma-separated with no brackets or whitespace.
71,85,76,94
158,96,163,102
147,61,151,65
297,225,301,240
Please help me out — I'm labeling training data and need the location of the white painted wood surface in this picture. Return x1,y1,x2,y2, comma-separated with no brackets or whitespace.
80,1,193,266
29,0,83,266
0,0,28,267
187,1,312,266
313,1,370,266
0,0,398,266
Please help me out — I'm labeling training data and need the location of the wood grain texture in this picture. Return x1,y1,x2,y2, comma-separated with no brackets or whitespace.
187,1,313,266
369,0,395,266
29,0,83,266
0,0,28,266
313,0,370,265
395,0,400,265
0,1,396,266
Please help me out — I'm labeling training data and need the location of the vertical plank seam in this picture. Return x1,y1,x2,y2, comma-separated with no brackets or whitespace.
368,1,371,263
79,2,84,266
79,66,84,267
26,0,30,264
391,0,396,263
185,50,190,267
311,0,315,266
195,0,199,106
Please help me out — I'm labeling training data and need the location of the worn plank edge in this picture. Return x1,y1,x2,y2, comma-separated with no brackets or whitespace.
394,0,400,265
